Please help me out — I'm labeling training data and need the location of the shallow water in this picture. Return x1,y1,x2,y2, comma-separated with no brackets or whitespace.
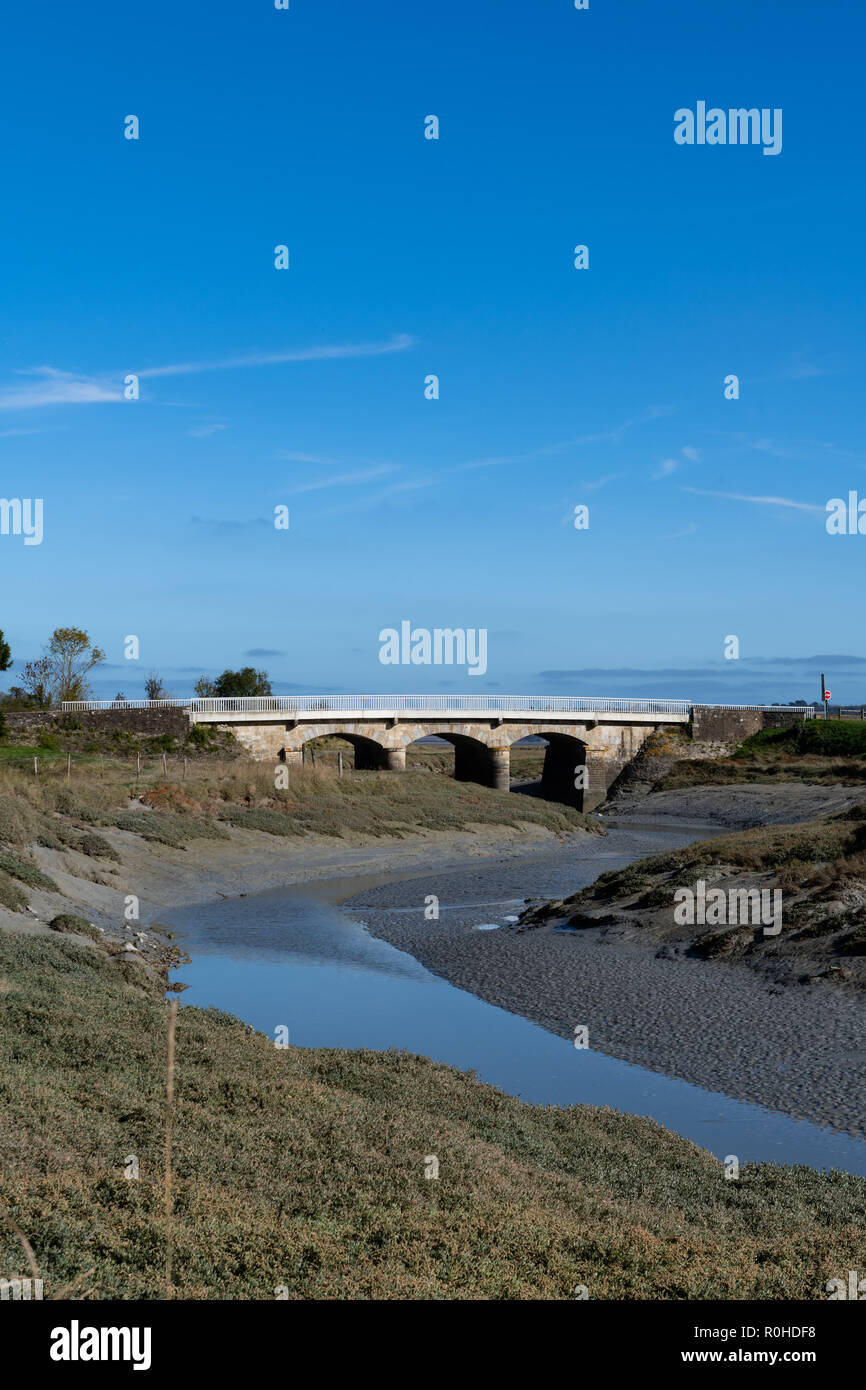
164,877,866,1178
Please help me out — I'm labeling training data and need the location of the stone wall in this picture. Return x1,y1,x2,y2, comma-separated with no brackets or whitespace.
4,707,191,738
689,707,807,743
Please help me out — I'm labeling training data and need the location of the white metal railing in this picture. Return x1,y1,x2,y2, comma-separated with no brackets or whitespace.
60,695,814,717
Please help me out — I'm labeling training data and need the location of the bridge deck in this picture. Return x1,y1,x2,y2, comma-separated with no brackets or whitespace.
60,695,813,724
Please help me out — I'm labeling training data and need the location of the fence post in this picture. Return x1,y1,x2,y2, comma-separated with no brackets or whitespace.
66,753,71,782
163,752,167,775
338,752,343,777
33,756,38,776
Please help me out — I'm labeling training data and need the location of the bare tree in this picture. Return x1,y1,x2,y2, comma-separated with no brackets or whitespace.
145,672,168,700
21,657,54,708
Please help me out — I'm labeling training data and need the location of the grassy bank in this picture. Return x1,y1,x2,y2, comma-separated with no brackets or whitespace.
0,756,596,925
520,804,866,990
659,719,866,789
0,928,863,1300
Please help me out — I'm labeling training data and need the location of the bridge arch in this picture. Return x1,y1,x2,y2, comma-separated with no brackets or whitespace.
509,729,588,807
298,730,394,771
411,731,510,791
278,724,398,770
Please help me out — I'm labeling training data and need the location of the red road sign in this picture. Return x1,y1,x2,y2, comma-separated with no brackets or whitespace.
824,690,831,700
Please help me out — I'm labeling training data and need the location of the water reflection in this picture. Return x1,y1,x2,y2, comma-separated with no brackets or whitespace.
162,885,866,1178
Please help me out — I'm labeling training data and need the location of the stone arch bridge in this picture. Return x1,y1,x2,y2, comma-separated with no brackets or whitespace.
63,695,811,810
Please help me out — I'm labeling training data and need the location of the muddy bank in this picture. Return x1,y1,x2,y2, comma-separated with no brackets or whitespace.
339,784,866,1140
343,828,866,1140
0,815,596,980
8,775,865,1141
601,781,866,829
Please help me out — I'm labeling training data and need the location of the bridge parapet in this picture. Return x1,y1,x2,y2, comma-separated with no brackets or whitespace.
60,695,813,721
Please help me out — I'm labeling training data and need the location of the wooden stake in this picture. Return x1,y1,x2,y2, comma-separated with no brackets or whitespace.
165,998,178,1300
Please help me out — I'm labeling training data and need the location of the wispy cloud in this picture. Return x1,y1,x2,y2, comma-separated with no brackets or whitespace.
582,472,625,493
289,465,400,494
189,514,271,531
662,521,698,539
779,360,828,381
187,422,228,438
653,444,699,480
653,457,678,479
318,477,435,515
708,431,866,465
459,408,677,473
683,487,824,515
0,368,120,411
136,334,414,380
458,420,639,472
275,450,342,465
0,335,414,411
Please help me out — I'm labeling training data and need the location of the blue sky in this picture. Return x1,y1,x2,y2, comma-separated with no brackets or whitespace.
2,0,865,704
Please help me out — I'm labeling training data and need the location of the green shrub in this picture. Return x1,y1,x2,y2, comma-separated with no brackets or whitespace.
37,730,60,751
0,795,46,845
797,721,866,756
48,913,101,941
219,807,303,837
110,811,228,847
738,721,866,760
0,853,58,891
36,831,64,851
75,833,121,862
0,871,27,911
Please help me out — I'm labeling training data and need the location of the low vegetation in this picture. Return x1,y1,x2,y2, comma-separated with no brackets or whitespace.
520,804,866,989
0,929,863,1300
659,719,866,789
0,749,596,923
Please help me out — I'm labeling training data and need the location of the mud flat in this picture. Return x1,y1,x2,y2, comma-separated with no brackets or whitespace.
341,785,866,1142
601,781,866,829
10,779,865,1141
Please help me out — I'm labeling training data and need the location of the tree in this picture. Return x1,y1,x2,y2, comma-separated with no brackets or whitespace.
21,657,54,708
145,672,168,700
193,676,217,698
213,667,272,697
0,630,10,673
44,627,106,704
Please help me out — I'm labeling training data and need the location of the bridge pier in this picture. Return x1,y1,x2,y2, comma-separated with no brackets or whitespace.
453,740,510,791
489,747,510,792
385,748,406,772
